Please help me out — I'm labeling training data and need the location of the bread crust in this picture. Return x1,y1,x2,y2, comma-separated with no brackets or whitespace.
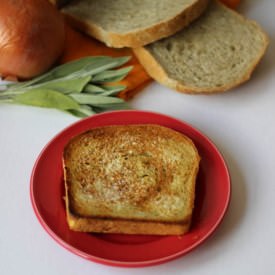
63,124,200,235
66,212,191,235
133,1,269,94
62,0,209,48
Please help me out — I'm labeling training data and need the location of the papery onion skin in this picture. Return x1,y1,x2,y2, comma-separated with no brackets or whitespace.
0,0,65,79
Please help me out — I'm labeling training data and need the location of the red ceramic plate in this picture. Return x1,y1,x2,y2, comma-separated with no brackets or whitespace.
30,110,230,267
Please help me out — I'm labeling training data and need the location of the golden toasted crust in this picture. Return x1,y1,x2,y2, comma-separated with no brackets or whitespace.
63,124,200,235
62,0,209,48
66,210,191,235
133,1,269,94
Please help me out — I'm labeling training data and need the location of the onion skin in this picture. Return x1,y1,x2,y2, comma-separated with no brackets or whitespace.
0,0,65,79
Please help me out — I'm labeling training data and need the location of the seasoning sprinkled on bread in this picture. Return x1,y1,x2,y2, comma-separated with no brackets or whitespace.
63,124,200,235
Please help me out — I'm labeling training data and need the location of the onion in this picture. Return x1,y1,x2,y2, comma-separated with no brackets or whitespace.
0,0,65,79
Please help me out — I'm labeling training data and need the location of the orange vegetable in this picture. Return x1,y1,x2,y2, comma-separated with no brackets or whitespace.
220,0,241,9
0,0,65,79
59,25,151,100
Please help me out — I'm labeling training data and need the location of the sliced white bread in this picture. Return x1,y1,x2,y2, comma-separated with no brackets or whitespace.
134,0,269,94
61,0,209,48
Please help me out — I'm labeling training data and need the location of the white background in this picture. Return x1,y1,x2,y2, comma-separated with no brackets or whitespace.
0,0,275,274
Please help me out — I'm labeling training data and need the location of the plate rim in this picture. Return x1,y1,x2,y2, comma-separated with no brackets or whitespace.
30,110,231,267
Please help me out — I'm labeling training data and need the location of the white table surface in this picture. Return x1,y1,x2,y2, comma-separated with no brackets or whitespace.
1,0,275,274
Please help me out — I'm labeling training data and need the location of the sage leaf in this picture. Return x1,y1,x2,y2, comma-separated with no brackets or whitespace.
84,84,106,93
68,105,95,117
92,102,131,112
0,56,133,117
103,85,126,91
16,76,91,94
9,56,111,88
69,93,125,106
100,85,126,96
14,89,79,110
92,66,132,83
67,109,86,118
38,56,116,83
84,84,126,96
8,56,130,89
68,58,131,80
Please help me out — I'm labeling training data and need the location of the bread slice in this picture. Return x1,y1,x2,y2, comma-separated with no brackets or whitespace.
63,124,200,235
134,1,269,94
61,0,209,48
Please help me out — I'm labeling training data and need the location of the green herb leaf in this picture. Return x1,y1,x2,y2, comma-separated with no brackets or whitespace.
69,93,126,106
7,56,130,89
100,85,126,96
84,84,126,96
0,56,133,117
77,57,130,79
15,76,91,94
39,56,116,83
92,102,131,112
92,66,132,83
14,89,79,110
84,84,106,93
7,57,109,89
68,105,95,117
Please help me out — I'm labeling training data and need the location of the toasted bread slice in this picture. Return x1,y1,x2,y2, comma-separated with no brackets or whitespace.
61,0,209,48
133,1,269,93
63,124,200,235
